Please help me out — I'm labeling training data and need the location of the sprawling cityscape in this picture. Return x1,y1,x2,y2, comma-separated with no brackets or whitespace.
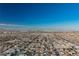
0,3,79,56
0,30,79,56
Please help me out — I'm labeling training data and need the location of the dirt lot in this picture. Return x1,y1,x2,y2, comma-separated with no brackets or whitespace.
0,30,79,56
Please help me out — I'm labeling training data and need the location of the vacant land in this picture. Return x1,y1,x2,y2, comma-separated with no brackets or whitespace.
0,30,79,56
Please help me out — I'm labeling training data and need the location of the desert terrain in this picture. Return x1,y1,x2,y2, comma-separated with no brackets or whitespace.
0,30,79,56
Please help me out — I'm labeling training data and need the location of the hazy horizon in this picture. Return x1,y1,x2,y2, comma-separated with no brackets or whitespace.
0,3,79,31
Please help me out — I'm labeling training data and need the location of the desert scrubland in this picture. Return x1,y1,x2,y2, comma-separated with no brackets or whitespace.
0,30,79,56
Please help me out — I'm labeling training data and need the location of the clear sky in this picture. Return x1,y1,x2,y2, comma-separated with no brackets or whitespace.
0,3,79,31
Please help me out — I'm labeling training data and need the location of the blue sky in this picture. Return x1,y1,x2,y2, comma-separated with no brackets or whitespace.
0,3,79,31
